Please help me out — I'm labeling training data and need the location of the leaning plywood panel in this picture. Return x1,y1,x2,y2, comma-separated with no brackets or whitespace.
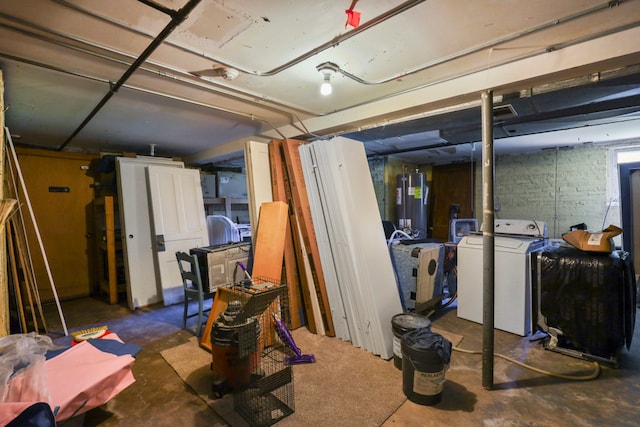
293,215,325,335
252,201,288,283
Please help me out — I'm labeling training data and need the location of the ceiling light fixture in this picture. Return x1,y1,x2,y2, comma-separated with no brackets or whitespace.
320,72,333,96
316,62,339,96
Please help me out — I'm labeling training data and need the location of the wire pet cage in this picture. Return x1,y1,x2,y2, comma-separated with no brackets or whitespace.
229,279,295,427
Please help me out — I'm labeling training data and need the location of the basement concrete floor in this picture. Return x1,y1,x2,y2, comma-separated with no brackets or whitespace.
41,296,639,427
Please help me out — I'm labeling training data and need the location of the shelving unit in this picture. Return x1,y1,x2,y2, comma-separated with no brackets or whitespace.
94,195,125,304
203,197,248,219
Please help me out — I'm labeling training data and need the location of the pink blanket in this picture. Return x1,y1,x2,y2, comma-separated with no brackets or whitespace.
0,333,136,423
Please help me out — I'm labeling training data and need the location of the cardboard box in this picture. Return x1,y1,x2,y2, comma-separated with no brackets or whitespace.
200,173,216,197
217,171,247,198
562,225,622,253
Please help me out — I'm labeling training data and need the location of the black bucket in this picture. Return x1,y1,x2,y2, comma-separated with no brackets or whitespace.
401,327,452,405
211,301,260,391
391,313,432,370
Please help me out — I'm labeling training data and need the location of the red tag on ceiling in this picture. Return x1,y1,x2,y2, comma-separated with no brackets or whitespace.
345,9,361,28
345,0,360,28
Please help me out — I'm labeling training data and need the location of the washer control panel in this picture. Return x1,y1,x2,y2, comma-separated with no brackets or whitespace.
483,219,548,237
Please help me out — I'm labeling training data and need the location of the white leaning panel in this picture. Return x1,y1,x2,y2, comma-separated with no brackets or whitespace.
300,136,402,359
244,140,273,238
327,137,402,358
300,145,351,342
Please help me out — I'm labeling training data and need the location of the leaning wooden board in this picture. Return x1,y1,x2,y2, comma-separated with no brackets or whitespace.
281,139,335,337
251,201,288,283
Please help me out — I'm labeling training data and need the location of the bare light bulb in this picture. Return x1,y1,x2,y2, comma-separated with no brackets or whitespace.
320,73,332,96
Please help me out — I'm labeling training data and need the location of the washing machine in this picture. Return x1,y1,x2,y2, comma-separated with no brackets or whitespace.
456,219,547,336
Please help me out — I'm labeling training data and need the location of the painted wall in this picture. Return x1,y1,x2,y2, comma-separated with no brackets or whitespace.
472,144,621,240
368,157,386,218
370,141,633,243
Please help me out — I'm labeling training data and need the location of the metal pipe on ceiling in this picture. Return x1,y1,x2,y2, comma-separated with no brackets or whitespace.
136,0,177,17
0,51,110,86
328,0,628,85
319,18,640,122
0,14,318,117
252,0,427,77
0,51,288,137
53,0,426,77
361,90,640,157
52,0,628,87
38,0,639,131
57,0,203,151
6,0,637,148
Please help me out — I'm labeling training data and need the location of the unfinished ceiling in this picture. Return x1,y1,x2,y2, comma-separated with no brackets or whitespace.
1,0,640,165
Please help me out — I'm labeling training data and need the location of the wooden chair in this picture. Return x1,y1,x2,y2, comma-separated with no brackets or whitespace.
175,251,215,337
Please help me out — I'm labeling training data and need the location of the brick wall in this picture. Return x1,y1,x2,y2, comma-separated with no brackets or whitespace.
473,144,620,239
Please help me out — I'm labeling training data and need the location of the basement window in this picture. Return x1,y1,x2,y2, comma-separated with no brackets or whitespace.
606,145,640,207
617,149,640,164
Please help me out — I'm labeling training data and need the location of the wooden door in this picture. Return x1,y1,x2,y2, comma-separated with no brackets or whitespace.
430,162,475,241
15,148,97,301
146,165,209,306
116,156,183,309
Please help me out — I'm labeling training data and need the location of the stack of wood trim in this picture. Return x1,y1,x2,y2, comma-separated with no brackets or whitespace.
265,141,308,331
0,70,7,336
1,127,67,336
270,139,335,337
245,140,308,330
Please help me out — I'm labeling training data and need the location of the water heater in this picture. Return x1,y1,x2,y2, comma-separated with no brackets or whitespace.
396,171,428,237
